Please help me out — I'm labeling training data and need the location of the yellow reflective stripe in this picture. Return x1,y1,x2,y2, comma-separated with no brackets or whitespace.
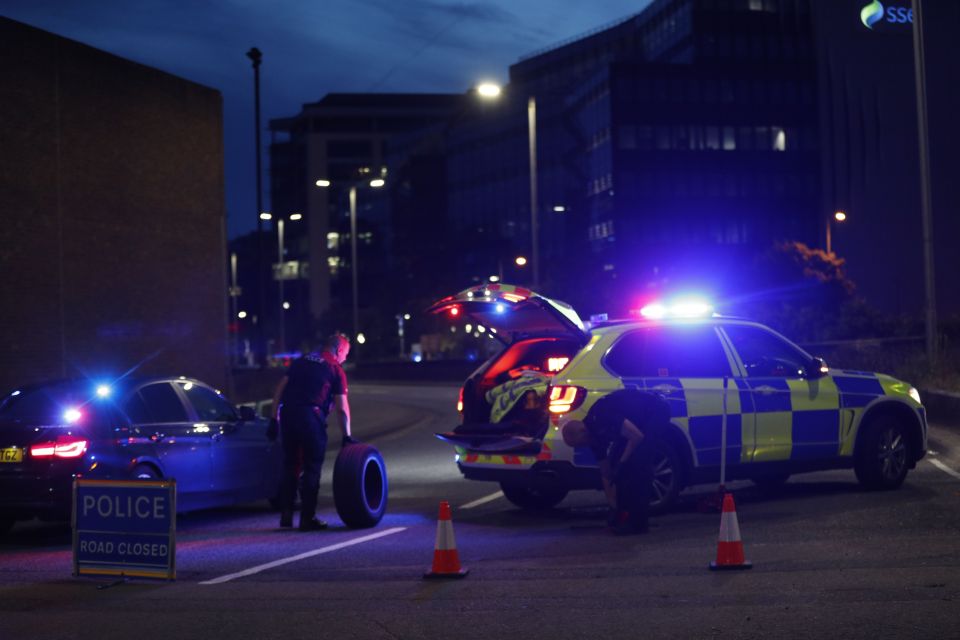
785,377,840,410
752,411,792,462
679,377,743,416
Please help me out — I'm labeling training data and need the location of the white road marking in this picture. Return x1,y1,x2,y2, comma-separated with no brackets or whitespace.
199,527,406,585
928,458,960,481
459,490,504,510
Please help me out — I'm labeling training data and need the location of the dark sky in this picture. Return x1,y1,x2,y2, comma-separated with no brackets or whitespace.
4,0,652,239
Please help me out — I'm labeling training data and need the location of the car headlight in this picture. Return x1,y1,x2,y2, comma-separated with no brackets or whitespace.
908,387,921,405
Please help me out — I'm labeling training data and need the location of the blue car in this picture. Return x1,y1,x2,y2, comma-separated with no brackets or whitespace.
0,376,281,534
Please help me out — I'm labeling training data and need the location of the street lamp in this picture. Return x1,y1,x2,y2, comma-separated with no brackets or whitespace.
316,178,386,342
246,47,265,365
826,210,847,254
476,83,540,290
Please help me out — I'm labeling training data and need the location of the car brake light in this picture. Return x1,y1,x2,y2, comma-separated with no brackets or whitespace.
30,436,88,459
457,387,464,413
548,385,586,414
547,357,569,373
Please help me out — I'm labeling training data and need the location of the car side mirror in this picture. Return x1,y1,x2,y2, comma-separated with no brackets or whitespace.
806,357,829,379
238,405,257,422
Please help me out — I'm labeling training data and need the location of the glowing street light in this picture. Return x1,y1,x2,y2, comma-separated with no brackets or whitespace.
476,82,502,99
515,256,528,267
259,211,272,221
474,81,540,289
316,176,387,342
826,210,847,254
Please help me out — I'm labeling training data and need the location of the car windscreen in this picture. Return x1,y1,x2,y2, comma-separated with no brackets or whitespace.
0,382,116,426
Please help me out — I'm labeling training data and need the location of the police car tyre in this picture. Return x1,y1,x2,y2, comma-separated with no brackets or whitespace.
649,438,683,514
499,483,568,510
131,464,160,480
333,443,388,528
854,415,911,491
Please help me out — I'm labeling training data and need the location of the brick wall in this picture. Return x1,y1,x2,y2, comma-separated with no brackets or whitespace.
0,18,228,392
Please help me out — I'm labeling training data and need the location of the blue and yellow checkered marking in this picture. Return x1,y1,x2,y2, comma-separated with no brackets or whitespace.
584,371,894,469
833,375,885,409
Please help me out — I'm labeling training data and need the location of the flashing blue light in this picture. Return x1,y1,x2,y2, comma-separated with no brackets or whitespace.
641,297,713,319
11,390,20,397
495,303,505,313
63,408,82,423
413,354,423,363
95,384,112,398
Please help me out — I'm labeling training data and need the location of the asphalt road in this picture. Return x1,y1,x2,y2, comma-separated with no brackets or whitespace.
1,383,959,640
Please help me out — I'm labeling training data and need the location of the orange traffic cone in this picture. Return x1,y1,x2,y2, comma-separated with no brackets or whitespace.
709,493,752,571
424,501,468,579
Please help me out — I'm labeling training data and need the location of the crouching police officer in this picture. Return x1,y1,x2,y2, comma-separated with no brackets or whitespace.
271,333,352,531
562,390,669,534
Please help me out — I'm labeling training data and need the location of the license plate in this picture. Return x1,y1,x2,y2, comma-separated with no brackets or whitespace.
0,448,23,463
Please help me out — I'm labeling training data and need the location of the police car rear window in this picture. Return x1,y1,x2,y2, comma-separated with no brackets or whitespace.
604,326,730,378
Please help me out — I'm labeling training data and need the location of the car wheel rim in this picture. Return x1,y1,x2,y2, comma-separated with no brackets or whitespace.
877,428,907,480
651,454,674,503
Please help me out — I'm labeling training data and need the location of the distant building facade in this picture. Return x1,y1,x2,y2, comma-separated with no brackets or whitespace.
268,94,463,352
0,18,228,391
446,0,959,317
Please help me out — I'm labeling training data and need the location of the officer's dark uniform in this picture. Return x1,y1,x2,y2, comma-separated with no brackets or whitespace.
277,352,347,527
584,390,669,533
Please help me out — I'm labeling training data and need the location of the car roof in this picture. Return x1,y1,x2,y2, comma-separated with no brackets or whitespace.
587,316,769,336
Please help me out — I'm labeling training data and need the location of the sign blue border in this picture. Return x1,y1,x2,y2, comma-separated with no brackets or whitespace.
72,479,176,580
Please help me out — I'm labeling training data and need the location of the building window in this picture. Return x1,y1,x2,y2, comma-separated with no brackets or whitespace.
618,125,637,150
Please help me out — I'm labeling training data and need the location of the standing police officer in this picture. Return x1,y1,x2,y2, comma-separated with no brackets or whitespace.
271,333,352,531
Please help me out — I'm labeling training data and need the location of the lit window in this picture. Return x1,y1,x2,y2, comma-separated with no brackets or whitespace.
773,127,786,151
327,232,340,250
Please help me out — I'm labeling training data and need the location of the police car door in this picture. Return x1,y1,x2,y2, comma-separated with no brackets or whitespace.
608,324,748,469
720,324,841,463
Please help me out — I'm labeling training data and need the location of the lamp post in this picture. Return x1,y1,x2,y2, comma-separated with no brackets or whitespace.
317,178,385,343
246,46,264,364
826,210,846,254
476,83,539,289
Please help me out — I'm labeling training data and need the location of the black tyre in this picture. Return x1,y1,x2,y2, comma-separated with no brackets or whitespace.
751,473,791,495
649,439,683,514
333,443,388,528
500,482,568,510
855,415,911,490
131,464,160,480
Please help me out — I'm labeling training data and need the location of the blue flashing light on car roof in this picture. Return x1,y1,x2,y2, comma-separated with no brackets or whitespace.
63,407,82,423
495,303,505,313
95,384,111,398
640,297,714,319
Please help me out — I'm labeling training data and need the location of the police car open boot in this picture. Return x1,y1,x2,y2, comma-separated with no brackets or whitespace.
299,516,328,531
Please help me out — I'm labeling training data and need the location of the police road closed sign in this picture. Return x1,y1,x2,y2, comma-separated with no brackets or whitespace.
73,479,176,580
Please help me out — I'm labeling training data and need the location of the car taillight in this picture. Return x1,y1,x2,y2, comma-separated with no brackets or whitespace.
548,385,586,414
30,436,88,459
457,387,464,413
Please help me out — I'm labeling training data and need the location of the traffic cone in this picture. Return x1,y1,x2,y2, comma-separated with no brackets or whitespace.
424,501,468,579
709,493,752,571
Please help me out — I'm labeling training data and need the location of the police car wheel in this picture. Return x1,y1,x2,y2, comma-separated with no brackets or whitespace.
649,439,683,514
131,464,159,480
499,483,568,510
854,416,910,490
333,443,388,528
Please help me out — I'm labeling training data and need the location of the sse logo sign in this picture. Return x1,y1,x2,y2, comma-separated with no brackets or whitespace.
861,1,913,30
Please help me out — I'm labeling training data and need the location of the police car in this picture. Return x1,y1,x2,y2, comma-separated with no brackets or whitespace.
428,284,927,512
